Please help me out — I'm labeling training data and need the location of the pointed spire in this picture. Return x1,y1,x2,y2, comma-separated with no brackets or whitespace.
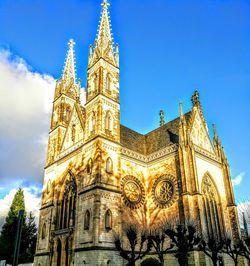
213,124,221,157
62,39,76,83
96,0,113,51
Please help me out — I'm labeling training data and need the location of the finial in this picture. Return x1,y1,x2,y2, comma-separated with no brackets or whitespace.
102,0,110,7
179,102,184,117
191,90,200,107
159,110,165,127
68,39,75,49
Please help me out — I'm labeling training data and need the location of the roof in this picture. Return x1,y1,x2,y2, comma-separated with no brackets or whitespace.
120,112,191,155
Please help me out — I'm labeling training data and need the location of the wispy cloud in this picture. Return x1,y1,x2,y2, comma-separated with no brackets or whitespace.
232,172,245,186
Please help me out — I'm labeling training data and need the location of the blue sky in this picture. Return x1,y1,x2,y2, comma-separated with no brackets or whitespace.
0,0,249,210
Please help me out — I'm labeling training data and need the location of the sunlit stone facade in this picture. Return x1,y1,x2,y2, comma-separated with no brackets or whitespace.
34,1,240,265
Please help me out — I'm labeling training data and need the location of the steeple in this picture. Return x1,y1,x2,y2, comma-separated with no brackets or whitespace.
54,39,80,102
62,39,76,83
88,0,118,68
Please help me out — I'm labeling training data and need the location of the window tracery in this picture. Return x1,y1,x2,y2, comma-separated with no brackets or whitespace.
202,173,224,239
57,173,77,230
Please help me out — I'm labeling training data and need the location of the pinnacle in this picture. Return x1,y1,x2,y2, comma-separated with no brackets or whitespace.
62,38,76,83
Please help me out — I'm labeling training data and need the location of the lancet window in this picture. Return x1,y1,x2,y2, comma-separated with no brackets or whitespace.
94,73,98,92
106,73,111,92
105,209,112,230
89,112,96,134
201,174,224,239
84,210,91,230
106,157,113,174
57,174,77,230
41,223,46,239
105,111,112,132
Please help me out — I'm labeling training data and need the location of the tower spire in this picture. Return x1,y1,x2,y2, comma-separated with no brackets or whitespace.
96,0,113,51
88,0,118,68
62,39,76,83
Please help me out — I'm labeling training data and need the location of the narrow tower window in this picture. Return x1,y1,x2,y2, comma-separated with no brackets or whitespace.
87,158,93,174
41,223,46,239
106,73,111,92
84,210,91,230
105,209,112,230
105,112,112,132
106,157,113,174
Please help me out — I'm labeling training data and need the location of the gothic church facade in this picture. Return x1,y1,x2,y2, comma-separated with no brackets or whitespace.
34,1,240,265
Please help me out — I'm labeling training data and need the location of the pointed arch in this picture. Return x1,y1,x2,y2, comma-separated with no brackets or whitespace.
93,73,99,92
87,158,93,174
105,209,112,230
106,73,111,92
90,111,96,134
57,172,77,230
84,210,91,230
106,157,113,174
105,111,112,132
201,172,224,239
41,223,46,239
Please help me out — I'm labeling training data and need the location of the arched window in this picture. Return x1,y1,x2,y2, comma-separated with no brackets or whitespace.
41,223,46,239
57,174,77,230
66,106,71,122
90,112,96,134
106,157,113,174
94,73,98,92
106,73,111,92
84,210,90,230
202,173,224,239
105,112,112,132
87,158,93,174
105,209,112,230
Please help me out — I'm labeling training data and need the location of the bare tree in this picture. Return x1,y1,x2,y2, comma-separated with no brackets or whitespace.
114,224,152,266
165,223,201,266
149,227,174,266
240,237,250,263
223,237,245,266
199,236,224,266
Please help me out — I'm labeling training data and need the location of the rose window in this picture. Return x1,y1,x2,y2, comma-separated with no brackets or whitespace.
121,176,145,209
152,176,177,208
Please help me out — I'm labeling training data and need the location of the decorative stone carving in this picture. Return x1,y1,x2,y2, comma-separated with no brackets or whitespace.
152,175,178,208
121,176,145,209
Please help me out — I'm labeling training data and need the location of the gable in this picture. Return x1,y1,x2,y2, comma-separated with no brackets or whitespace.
190,110,215,154
61,105,84,151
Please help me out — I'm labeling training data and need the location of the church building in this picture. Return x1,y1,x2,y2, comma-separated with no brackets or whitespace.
34,0,240,265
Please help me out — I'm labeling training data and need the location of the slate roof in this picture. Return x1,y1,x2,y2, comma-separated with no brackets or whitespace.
120,112,192,155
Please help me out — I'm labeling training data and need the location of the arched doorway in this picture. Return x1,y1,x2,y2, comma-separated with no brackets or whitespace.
57,239,62,266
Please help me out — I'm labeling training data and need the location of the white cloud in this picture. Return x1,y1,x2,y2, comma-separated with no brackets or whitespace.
0,49,55,184
0,186,41,230
232,172,245,186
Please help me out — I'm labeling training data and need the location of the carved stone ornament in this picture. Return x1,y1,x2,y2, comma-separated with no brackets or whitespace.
152,175,177,208
121,176,145,209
